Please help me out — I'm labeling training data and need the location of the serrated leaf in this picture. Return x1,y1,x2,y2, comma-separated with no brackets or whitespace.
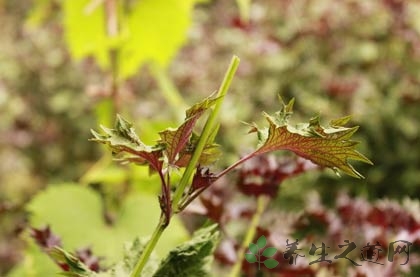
244,253,257,263
263,258,279,269
90,115,164,173
191,167,217,191
152,224,219,277
256,235,267,249
249,99,373,178
92,95,221,172
158,94,219,166
262,247,277,257
30,226,62,250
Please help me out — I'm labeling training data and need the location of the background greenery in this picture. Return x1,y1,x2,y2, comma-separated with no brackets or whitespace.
0,0,419,276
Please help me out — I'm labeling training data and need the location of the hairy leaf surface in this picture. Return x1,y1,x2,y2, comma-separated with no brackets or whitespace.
152,224,219,277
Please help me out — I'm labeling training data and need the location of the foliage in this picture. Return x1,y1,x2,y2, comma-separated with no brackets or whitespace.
152,224,219,277
248,99,372,178
1,0,419,276
87,61,370,275
10,54,370,276
16,223,219,277
29,0,202,80
8,184,188,276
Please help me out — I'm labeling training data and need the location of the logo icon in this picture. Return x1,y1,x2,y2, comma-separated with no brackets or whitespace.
245,235,279,270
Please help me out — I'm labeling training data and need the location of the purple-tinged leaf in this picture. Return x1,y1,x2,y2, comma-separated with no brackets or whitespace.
158,94,219,166
30,226,62,250
249,98,372,178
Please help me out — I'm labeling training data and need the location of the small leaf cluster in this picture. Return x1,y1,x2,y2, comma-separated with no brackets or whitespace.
91,93,222,225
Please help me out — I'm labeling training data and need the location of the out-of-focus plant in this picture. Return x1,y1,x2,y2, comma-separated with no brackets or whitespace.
28,0,207,116
3,0,418,276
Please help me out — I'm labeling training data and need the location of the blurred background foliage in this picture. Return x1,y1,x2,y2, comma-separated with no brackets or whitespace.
0,0,419,275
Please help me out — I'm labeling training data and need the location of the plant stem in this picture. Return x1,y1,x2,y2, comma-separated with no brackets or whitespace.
104,0,120,113
216,152,255,179
172,55,240,213
129,55,240,277
151,64,186,120
130,217,166,277
228,195,270,277
177,151,256,210
79,154,111,185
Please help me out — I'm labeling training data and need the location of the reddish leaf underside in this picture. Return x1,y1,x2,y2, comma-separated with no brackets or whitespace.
90,115,164,173
158,93,220,166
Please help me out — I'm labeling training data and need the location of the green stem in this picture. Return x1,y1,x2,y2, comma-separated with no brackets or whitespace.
151,64,187,119
228,195,270,277
104,0,120,113
129,55,240,277
172,55,240,213
130,217,166,277
79,154,111,185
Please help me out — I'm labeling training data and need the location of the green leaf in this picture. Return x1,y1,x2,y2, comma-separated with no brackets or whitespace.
248,243,259,255
152,224,220,277
119,0,200,78
256,235,266,249
60,0,201,79
262,247,277,257
263,258,279,269
7,239,59,277
62,0,110,69
244,253,257,263
23,184,188,271
249,98,373,178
